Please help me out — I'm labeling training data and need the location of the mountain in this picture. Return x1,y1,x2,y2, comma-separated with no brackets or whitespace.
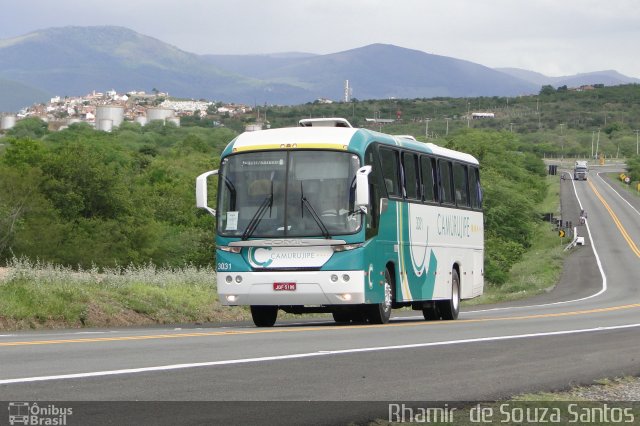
0,26,303,110
0,25,633,113
497,68,640,88
203,44,540,100
0,77,51,111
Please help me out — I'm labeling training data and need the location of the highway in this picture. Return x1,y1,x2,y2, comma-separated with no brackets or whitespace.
1,166,639,424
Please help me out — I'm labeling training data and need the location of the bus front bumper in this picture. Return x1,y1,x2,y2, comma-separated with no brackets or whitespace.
217,270,366,306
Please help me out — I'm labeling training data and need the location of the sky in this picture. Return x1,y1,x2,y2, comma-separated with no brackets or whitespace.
2,0,639,78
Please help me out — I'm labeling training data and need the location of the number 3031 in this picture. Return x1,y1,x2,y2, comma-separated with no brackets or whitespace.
217,262,232,271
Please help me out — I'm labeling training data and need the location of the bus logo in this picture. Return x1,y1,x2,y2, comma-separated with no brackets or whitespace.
7,402,73,425
248,247,273,268
8,402,29,425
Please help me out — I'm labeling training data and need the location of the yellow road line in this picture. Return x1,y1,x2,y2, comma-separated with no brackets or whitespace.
2,303,640,348
588,180,640,258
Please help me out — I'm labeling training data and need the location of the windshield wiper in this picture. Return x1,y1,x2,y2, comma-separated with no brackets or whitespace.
241,180,273,240
300,182,331,239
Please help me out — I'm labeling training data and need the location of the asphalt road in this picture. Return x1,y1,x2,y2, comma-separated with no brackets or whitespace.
1,166,639,424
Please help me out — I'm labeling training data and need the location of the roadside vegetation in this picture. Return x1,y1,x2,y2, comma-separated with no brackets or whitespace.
0,85,636,329
0,257,247,330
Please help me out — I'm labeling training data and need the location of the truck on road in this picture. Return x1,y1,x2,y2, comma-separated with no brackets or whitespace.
574,160,588,181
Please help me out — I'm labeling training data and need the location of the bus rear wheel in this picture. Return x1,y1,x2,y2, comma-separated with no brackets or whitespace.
250,305,278,327
436,269,460,320
367,269,393,324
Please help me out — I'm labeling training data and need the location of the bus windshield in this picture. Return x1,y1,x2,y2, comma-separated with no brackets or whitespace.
217,150,362,238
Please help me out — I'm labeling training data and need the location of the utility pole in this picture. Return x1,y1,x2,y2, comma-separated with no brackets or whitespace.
595,129,600,159
425,118,431,139
635,130,640,156
560,124,565,162
591,130,595,159
445,118,450,136
510,123,514,133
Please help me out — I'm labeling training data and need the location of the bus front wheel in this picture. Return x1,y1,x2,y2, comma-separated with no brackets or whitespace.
367,269,393,324
250,305,278,327
436,269,460,320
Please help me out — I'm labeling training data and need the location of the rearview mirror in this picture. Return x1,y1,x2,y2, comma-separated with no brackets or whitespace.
196,170,218,217
355,165,372,213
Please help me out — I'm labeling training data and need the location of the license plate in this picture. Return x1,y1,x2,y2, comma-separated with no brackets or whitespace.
273,282,296,291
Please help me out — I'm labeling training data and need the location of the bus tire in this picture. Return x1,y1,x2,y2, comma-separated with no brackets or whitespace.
367,269,393,324
250,305,278,327
436,269,460,320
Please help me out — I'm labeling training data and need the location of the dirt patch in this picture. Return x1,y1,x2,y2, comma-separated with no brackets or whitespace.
82,301,156,328
0,316,81,331
0,267,9,281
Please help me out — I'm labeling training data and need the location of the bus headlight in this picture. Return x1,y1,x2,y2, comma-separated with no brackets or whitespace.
330,274,339,282
332,243,364,252
342,274,350,282
218,246,241,253
226,295,238,303
338,293,352,301
225,275,233,283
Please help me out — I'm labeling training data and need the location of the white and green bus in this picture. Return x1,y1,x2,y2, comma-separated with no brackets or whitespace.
196,118,484,327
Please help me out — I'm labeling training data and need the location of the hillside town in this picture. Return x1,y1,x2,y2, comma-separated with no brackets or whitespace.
0,89,256,132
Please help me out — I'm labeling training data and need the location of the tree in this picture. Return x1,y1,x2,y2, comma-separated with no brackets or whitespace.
5,117,48,139
1,138,46,168
539,85,555,96
446,129,547,284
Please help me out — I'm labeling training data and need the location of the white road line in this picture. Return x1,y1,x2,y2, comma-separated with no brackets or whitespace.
596,172,640,217
2,323,639,385
466,170,607,314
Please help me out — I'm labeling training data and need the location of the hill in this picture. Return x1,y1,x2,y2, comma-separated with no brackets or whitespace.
0,26,540,111
202,44,540,99
0,25,636,112
0,26,294,109
497,68,640,87
0,77,51,112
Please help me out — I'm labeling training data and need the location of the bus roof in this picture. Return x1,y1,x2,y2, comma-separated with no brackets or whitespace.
223,126,479,165
226,127,359,153
298,117,353,127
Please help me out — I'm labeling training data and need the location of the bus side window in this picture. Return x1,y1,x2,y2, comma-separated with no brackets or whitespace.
420,156,437,203
452,162,469,208
365,145,382,237
469,166,482,209
379,148,400,198
438,159,454,205
402,152,419,200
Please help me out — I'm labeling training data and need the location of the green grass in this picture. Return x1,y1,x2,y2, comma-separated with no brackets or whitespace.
0,258,247,329
607,172,640,198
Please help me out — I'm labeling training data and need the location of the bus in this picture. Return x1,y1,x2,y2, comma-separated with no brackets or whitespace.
196,118,484,327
